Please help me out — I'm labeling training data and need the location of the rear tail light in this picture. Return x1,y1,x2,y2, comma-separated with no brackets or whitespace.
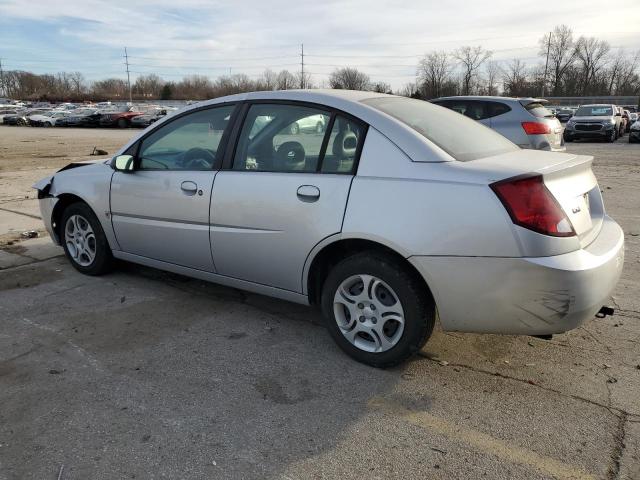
490,174,575,237
521,121,552,135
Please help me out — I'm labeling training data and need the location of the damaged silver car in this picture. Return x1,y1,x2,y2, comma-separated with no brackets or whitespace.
34,90,624,367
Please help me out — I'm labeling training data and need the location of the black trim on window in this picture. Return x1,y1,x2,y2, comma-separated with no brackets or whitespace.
316,113,336,172
122,101,240,172
222,99,368,176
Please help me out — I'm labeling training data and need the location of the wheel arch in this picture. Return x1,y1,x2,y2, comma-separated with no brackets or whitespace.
304,236,434,308
50,193,88,242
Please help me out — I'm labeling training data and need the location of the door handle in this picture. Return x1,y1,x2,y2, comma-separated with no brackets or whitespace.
297,185,320,202
181,181,198,196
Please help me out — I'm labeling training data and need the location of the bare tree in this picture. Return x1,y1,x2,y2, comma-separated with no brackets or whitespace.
502,59,529,96
258,69,278,90
615,51,640,95
417,51,452,98
276,70,297,90
329,67,370,90
133,74,163,98
482,60,501,95
539,25,578,95
370,81,392,93
575,36,610,95
454,46,492,95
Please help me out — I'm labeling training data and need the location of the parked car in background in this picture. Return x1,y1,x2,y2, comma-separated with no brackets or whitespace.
56,108,102,128
28,111,70,127
616,106,626,137
623,110,632,133
289,113,326,134
33,90,623,367
432,96,564,151
99,106,143,128
629,119,640,143
130,108,176,128
0,107,21,123
564,105,620,142
2,109,46,125
555,108,575,123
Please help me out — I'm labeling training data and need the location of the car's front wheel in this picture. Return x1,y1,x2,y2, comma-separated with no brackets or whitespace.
321,252,435,367
608,129,616,142
61,203,113,275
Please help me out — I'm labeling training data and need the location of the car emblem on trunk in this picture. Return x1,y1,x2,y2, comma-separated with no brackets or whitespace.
572,206,581,214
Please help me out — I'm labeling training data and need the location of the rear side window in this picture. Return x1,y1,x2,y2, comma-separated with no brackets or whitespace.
487,102,511,118
524,102,554,118
321,116,366,174
365,97,518,162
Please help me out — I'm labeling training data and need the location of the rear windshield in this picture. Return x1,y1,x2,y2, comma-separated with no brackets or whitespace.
362,97,518,162
575,106,613,116
523,102,554,118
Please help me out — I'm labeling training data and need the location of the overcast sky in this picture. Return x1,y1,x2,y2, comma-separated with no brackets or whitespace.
1,0,638,89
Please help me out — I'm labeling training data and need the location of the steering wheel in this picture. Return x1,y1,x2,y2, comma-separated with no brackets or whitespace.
182,148,216,169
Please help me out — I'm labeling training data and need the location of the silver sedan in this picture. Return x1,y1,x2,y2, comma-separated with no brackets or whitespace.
34,90,624,367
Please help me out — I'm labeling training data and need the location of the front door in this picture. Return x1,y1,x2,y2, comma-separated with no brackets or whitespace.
211,103,367,292
110,105,235,271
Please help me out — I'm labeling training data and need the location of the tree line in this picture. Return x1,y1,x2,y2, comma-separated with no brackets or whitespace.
1,25,638,102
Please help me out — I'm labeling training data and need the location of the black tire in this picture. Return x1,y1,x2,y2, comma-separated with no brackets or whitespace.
60,202,113,275
321,251,435,368
608,129,616,143
117,118,128,128
564,135,573,142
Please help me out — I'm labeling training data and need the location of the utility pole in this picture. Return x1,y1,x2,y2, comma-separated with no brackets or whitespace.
0,58,4,98
300,43,305,89
124,47,132,104
542,31,551,98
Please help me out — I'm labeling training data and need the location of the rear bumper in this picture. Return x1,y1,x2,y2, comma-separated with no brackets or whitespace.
410,215,624,335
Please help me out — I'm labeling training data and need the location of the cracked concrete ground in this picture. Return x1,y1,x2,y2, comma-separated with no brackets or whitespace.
0,126,639,479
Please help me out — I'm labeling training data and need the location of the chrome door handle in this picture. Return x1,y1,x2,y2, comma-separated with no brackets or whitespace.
297,185,320,202
181,181,198,196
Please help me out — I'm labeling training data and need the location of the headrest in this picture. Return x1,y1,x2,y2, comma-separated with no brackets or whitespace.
332,131,358,159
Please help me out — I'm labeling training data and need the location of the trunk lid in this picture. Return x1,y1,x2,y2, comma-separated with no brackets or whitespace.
471,150,603,248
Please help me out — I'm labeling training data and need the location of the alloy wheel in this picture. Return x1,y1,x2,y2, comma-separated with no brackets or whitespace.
64,214,97,267
333,274,405,353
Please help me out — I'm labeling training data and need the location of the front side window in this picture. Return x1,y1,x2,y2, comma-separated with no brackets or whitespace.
233,104,330,172
138,105,234,170
365,97,517,162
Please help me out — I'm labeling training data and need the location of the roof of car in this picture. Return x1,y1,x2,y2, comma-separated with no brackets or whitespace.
117,89,455,164
432,96,546,104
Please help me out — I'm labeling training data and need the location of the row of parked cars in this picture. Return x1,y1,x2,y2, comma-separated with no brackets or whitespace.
431,96,639,147
0,102,178,129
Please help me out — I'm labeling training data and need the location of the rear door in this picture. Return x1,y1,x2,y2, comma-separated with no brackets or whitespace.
210,102,367,292
110,104,236,271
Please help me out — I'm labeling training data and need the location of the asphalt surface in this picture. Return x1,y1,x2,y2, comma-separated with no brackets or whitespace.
0,127,639,479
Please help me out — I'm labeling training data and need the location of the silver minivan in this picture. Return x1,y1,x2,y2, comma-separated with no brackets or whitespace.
432,96,565,152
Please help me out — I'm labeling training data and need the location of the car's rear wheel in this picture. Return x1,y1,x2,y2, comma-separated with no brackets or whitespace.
61,203,113,275
321,251,435,367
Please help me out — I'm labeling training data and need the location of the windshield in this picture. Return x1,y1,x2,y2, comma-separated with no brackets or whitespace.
575,106,613,116
362,97,518,161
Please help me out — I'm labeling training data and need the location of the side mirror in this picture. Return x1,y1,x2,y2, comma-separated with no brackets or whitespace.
615,112,622,117
113,154,135,172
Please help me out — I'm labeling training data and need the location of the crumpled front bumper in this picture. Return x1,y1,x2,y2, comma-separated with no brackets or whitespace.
410,216,624,335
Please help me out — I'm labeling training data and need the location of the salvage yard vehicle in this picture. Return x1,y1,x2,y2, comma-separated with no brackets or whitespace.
99,106,144,128
56,108,102,127
33,90,624,367
28,110,70,127
564,105,621,142
130,107,177,128
629,119,640,143
431,96,565,152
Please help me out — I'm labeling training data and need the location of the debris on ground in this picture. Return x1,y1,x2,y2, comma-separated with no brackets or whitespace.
21,230,38,238
90,147,109,156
